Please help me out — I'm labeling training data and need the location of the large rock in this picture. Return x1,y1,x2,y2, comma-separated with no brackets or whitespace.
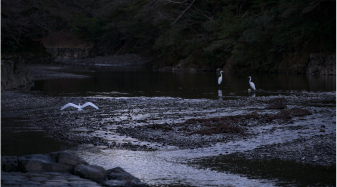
18,154,74,173
48,151,88,166
17,151,87,173
107,167,138,181
106,167,148,187
73,164,107,183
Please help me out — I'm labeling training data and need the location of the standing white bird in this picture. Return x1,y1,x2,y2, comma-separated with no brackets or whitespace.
60,102,99,111
248,76,256,91
218,71,224,84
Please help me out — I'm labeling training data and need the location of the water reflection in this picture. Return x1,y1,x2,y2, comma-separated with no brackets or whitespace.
250,93,256,97
307,74,336,91
30,65,336,99
218,89,222,100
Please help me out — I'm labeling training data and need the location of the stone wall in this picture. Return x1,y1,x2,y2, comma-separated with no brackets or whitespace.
1,56,33,90
46,48,92,62
46,47,151,66
306,53,336,75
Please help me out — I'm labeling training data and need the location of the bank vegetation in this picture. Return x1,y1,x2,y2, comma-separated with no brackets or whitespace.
1,0,335,73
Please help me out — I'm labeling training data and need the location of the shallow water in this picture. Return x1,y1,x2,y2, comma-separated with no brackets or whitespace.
70,145,335,187
1,116,76,157
71,146,278,187
190,154,336,186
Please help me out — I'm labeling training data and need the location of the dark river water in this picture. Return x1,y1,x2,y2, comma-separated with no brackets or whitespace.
2,65,336,186
1,116,76,157
30,65,336,98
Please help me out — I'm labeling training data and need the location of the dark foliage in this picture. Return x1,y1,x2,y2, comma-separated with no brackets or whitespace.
2,0,335,72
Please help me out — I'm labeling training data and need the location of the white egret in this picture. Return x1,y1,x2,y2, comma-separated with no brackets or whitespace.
218,71,224,84
248,76,256,91
60,102,99,111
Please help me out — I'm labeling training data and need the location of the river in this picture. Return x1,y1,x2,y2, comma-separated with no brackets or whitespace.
30,65,335,98
2,65,336,186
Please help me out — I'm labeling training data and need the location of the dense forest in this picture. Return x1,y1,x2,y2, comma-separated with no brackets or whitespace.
1,0,336,72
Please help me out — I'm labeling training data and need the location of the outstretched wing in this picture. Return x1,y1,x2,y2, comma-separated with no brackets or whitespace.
60,103,80,110
81,102,99,109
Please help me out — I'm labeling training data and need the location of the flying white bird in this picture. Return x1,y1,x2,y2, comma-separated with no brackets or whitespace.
60,102,99,111
248,76,256,91
218,71,224,84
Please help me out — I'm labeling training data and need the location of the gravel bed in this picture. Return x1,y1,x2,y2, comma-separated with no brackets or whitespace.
229,134,336,167
2,88,335,168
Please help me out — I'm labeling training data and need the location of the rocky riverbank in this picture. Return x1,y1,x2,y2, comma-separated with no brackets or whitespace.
1,65,336,186
1,151,148,187
2,88,335,165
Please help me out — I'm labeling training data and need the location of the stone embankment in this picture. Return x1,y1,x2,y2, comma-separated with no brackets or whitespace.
1,56,33,90
1,49,53,90
47,48,151,66
46,48,92,62
306,53,336,75
73,54,151,66
1,151,148,187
